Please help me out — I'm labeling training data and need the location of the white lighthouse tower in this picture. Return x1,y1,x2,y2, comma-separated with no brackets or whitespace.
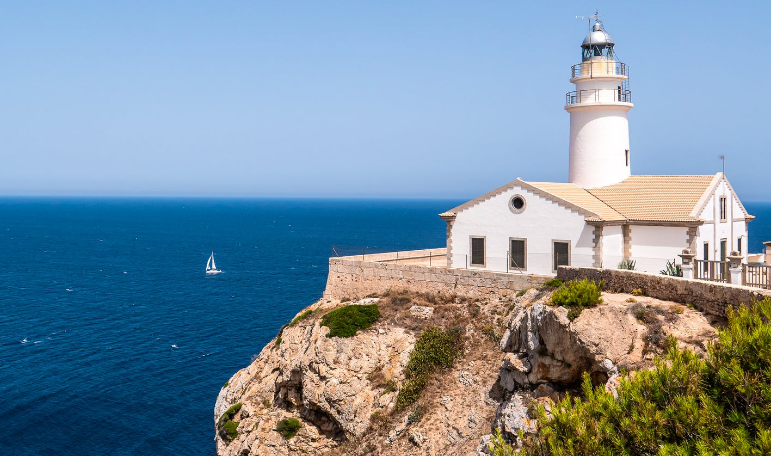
566,17,633,188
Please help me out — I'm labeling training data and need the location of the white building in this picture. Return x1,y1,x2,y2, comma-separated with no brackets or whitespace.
440,18,754,276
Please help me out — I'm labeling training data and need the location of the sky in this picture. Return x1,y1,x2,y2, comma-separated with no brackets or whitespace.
1,1,770,200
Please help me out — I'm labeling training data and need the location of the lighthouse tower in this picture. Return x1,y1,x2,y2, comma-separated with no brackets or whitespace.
566,18,633,188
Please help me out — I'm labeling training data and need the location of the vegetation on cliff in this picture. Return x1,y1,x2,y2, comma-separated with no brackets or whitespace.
503,298,771,455
549,279,603,321
321,304,380,338
217,403,242,443
276,418,302,439
395,326,463,411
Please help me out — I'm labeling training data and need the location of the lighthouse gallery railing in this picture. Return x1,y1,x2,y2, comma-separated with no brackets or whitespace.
566,88,632,105
571,61,628,79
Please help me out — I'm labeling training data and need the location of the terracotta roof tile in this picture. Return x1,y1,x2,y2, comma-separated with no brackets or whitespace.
439,174,735,224
587,175,717,222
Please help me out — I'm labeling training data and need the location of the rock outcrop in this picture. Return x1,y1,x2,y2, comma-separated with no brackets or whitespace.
215,293,510,456
216,287,719,456
499,292,716,392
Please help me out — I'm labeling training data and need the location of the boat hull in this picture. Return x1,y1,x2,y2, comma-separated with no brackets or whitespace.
206,269,223,275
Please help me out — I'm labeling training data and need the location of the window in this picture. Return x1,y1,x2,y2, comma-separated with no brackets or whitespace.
720,239,727,262
719,196,727,221
703,242,710,260
509,238,526,270
737,237,742,254
625,149,629,166
509,194,526,214
553,241,570,272
617,86,622,101
470,236,485,267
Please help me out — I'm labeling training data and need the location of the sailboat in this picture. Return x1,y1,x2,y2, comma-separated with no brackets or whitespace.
206,252,223,275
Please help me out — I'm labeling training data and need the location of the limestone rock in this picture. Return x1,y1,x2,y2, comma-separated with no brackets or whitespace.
499,292,717,388
409,305,434,319
214,299,415,456
492,394,537,440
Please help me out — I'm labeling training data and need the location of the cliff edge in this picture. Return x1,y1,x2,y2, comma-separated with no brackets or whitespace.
215,287,717,455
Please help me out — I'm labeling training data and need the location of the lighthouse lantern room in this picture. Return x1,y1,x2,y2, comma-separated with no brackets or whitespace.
566,16,633,188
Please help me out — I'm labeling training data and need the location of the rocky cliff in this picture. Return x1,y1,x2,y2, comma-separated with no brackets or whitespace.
215,286,718,456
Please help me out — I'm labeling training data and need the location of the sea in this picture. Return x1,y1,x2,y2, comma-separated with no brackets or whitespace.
1,198,769,456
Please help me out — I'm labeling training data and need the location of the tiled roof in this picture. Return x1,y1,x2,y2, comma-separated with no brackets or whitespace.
439,173,743,224
587,175,718,222
524,181,626,222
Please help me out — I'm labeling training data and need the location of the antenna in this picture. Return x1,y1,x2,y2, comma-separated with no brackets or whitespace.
576,10,600,34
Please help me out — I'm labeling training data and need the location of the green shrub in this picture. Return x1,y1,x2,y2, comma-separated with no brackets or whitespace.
520,298,771,456
618,259,636,270
321,304,380,338
276,418,302,439
543,278,563,288
217,402,242,442
396,327,462,410
550,279,603,321
632,288,644,296
221,421,239,441
516,289,528,297
489,428,516,456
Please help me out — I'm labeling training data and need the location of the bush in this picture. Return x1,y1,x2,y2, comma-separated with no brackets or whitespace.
321,304,380,338
618,259,636,270
516,289,528,297
217,402,242,442
544,278,563,288
632,288,644,296
395,327,462,410
276,418,302,439
221,421,239,441
520,298,771,456
550,279,603,321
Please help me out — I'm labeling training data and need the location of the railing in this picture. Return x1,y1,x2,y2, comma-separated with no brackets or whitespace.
566,88,632,105
571,61,628,79
694,259,729,283
743,264,771,290
331,246,447,267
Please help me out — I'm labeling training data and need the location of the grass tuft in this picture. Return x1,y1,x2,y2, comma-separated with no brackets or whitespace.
321,304,380,338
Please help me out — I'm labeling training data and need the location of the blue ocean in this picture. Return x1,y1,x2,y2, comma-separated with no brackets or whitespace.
1,198,769,456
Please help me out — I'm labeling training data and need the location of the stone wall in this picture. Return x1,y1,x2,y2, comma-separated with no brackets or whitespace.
558,266,771,317
324,258,551,301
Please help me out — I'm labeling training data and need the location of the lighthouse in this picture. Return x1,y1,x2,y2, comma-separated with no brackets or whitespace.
566,18,633,188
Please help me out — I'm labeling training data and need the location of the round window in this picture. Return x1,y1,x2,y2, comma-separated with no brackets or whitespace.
509,195,526,214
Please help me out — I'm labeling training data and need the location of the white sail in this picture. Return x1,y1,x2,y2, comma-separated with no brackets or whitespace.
206,251,222,274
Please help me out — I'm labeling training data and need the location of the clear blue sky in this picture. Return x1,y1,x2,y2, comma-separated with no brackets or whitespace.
1,1,770,200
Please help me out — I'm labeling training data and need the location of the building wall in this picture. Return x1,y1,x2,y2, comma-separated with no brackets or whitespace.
695,179,749,260
448,184,594,275
324,257,551,302
629,225,688,273
601,225,624,267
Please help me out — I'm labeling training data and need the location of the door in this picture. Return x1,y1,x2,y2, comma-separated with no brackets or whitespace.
553,241,570,272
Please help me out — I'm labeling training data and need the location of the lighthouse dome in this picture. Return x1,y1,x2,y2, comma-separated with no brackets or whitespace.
582,22,614,47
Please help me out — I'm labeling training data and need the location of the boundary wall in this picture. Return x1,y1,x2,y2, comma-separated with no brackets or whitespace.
558,266,771,318
325,257,551,301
